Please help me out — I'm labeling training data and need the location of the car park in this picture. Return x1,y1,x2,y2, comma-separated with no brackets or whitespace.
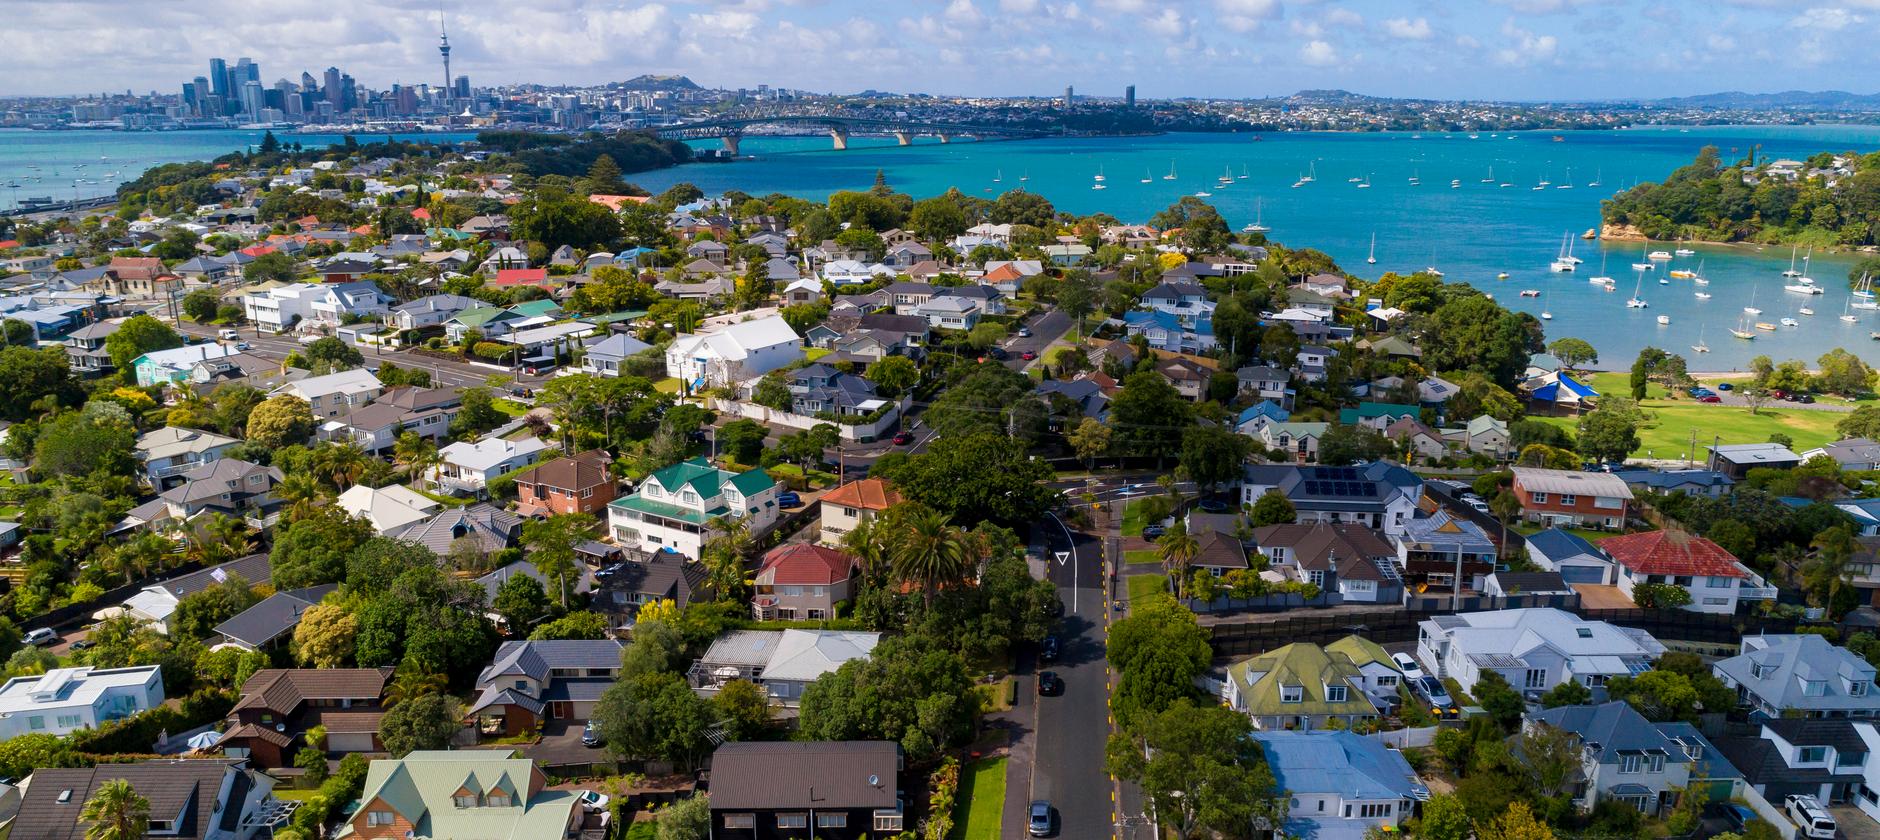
1037,671,1063,696
1390,653,1426,682
1028,801,1055,837
21,628,56,647
1784,794,1836,839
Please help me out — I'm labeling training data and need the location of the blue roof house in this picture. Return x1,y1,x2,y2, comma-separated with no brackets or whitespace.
1251,730,1428,838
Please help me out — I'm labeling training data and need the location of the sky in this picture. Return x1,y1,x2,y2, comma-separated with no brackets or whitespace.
8,0,1880,101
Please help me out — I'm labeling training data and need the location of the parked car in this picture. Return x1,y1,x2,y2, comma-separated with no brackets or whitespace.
1717,382,1734,391
1770,389,1790,400
775,492,803,509
892,431,915,445
985,347,1009,361
1141,525,1166,541
233,341,251,350
1688,387,1715,398
218,328,240,341
577,790,610,811
1390,653,1426,682
1028,801,1055,837
69,639,94,651
1037,671,1063,696
1467,499,1491,514
1017,327,1033,338
1415,676,1456,714
581,721,601,747
1021,351,1038,361
1784,795,1836,839
298,334,322,345
1717,803,1759,832
1040,636,1060,664
1797,393,1816,404
20,628,56,647
1697,395,1722,403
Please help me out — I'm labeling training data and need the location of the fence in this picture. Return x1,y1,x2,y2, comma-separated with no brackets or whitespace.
709,397,909,443
1404,593,1582,613
1184,592,1343,613
1370,726,1439,749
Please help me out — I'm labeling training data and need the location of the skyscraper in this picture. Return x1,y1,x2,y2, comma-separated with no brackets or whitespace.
240,80,265,119
181,82,197,110
1064,85,1074,106
1125,85,1135,108
300,71,318,92
208,58,228,99
323,67,342,107
454,76,470,100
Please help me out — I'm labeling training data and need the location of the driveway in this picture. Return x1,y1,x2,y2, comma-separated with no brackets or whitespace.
1831,805,1880,840
514,719,604,768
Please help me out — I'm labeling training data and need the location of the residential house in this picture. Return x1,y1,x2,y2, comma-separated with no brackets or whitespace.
336,484,442,537
1707,443,1803,481
1612,468,1737,498
1037,378,1110,422
135,426,239,488
591,550,712,628
912,294,982,330
1124,310,1216,354
385,294,482,332
689,629,880,704
1526,702,1705,817
1716,718,1871,807
399,503,523,559
1384,417,1449,462
1252,523,1403,603
319,258,376,284
132,344,239,387
1509,467,1633,529
514,450,616,517
0,666,163,738
1155,356,1212,401
578,333,653,377
431,437,552,497
1236,366,1293,410
609,458,781,559
62,320,119,377
1240,463,1424,538
1524,528,1618,585
324,386,460,452
217,668,392,769
707,741,905,840
787,363,882,416
1324,635,1410,706
445,306,529,343
1416,608,1665,698
1484,571,1576,597
241,282,326,332
1243,418,1328,465
1339,402,1421,432
465,640,623,737
273,368,384,420
781,278,822,306
120,553,271,634
476,559,600,625
1459,415,1512,458
309,281,394,326
883,282,936,314
1602,530,1776,614
1295,344,1333,382
334,751,592,840
820,478,902,545
1041,243,1091,265
1224,641,1385,731
665,315,803,388
1140,280,1215,325
1714,634,1880,720
212,584,339,651
1251,731,1427,839
105,256,179,296
10,759,277,840
1394,511,1497,595
120,459,283,530
1804,438,1880,471
753,543,859,621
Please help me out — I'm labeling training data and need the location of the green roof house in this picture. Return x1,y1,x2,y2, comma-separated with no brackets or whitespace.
608,458,782,561
335,750,587,840
1338,402,1421,432
1225,639,1386,731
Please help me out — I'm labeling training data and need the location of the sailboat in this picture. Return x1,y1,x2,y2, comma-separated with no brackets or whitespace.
1627,271,1649,308
1019,170,1029,182
1692,324,1710,353
1301,161,1316,182
1163,161,1178,181
1744,283,1762,315
1425,248,1444,277
1093,166,1104,183
1092,166,1107,189
1541,288,1552,320
1356,174,1372,189
1731,315,1758,339
1557,167,1574,189
1243,199,1270,233
1855,274,1879,310
993,170,1002,183
1367,233,1377,265
1786,249,1821,293
1408,168,1420,185
1481,165,1495,184
1142,168,1153,184
1589,253,1614,286
1589,169,1603,188
1782,245,1802,278
1551,233,1576,272
1239,164,1249,180
1844,297,1862,323
1691,260,1709,285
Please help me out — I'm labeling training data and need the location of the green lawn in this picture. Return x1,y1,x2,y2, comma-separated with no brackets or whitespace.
1120,499,1154,537
805,347,831,362
492,398,528,417
951,757,1007,840
654,378,682,394
1512,522,1619,543
270,788,323,801
1542,371,1843,457
1126,573,1168,602
1124,549,1163,566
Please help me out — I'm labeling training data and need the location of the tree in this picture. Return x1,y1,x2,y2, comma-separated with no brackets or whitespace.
1471,671,1525,729
877,433,1057,526
1539,680,1591,708
1479,801,1555,840
295,747,330,784
891,505,973,608
1518,722,1581,800
181,288,221,322
31,409,135,478
712,679,773,742
1606,669,1703,721
1179,425,1250,494
716,419,767,464
80,778,150,840
1576,403,1642,463
593,672,714,768
1632,582,1694,610
1547,337,1598,369
523,513,594,607
1318,424,1394,466
104,314,182,376
492,573,552,632
909,195,969,242
1156,521,1199,599
305,337,363,372
1817,348,1876,396
248,395,314,448
582,154,628,195
1248,491,1296,527
509,188,623,253
798,635,976,761
1804,525,1860,616
451,387,508,437
384,666,448,708
1068,417,1112,469
619,618,687,680
654,794,711,840
1840,405,1880,439
170,575,262,640
1413,793,1474,840
271,506,375,589
392,431,441,484
293,602,357,668
868,355,918,397
1105,700,1282,840
0,346,81,421
1108,372,1194,466
528,611,610,641
244,250,298,284
378,693,461,757
1107,595,1210,725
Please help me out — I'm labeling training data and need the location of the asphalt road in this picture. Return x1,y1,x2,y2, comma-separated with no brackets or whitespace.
1024,513,1115,840
169,319,552,391
1003,308,1072,372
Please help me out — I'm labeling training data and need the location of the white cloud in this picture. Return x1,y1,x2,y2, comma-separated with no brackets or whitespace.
1383,17,1432,39
1298,39,1339,66
1215,0,1280,32
1325,8,1364,27
1145,8,1189,38
944,0,985,26
1493,18,1559,67
999,0,1040,12
1788,7,1862,31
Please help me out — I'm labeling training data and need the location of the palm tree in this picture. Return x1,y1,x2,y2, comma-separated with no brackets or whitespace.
106,533,172,585
1806,526,1860,616
79,779,149,840
891,507,972,608
703,515,753,599
183,513,255,567
393,432,441,485
384,666,448,707
1157,473,1178,498
315,441,369,490
840,518,890,585
1157,521,1199,599
276,472,324,523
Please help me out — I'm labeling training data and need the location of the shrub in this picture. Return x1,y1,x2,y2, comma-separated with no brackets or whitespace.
923,757,959,840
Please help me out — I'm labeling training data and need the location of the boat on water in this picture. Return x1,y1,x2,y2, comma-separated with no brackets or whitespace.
1520,289,1541,297
1692,259,1709,284
1497,271,1510,280
1854,273,1875,299
1589,169,1603,188
1550,233,1576,272
1092,182,1106,190
1782,317,1800,327
1481,166,1495,184
1756,322,1779,331
1801,307,1816,315
1093,166,1105,183
1695,291,1712,299
1648,250,1673,261
1675,248,1695,256
1633,262,1654,271
1193,189,1212,197
1658,315,1671,325
993,169,1002,183
1844,298,1861,323
1670,269,1695,279
1627,272,1649,308
1785,280,1823,295
1659,277,1670,285
1744,283,1762,315
1020,171,1029,182
1163,161,1178,180
1356,175,1372,189
1300,162,1315,182
1366,233,1377,265
1450,179,1461,188
1238,164,1248,180
1731,315,1758,339
1782,245,1803,278
1143,169,1154,184
1244,199,1269,234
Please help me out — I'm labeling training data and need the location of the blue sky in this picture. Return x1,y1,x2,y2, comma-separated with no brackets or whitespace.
5,0,1878,100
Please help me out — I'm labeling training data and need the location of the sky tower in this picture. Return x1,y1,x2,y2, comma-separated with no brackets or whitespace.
438,8,452,100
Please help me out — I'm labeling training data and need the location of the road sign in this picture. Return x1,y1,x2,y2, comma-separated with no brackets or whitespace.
1054,551,1070,565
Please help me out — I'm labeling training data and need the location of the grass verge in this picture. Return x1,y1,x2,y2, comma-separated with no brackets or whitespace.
951,757,1007,840
1127,573,1168,603
1124,549,1163,567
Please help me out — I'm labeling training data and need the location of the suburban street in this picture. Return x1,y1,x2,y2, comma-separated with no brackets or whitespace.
166,318,550,392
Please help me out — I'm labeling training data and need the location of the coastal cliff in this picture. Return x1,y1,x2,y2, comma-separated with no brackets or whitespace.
1600,223,1647,242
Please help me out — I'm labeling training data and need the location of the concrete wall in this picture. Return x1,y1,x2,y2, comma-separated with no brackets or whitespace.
710,396,909,443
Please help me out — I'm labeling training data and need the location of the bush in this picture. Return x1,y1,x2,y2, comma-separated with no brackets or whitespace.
295,747,329,784
923,757,959,840
472,341,512,361
68,689,235,754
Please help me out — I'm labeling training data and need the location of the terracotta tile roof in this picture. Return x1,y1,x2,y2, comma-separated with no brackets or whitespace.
1601,530,1745,578
515,449,612,492
822,478,901,511
983,263,1024,283
493,268,550,285
231,667,393,716
758,543,859,586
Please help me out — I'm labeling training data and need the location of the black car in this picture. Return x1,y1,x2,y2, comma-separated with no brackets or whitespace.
1141,525,1166,540
1040,636,1060,663
1197,497,1231,513
986,347,1009,361
1037,671,1063,696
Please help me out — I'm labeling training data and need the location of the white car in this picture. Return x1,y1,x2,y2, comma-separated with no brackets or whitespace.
20,628,56,647
1785,795,1837,839
577,790,610,811
1390,652,1426,682
218,329,240,341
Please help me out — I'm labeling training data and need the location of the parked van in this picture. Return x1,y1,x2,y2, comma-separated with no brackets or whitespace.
1785,794,1837,839
20,628,56,647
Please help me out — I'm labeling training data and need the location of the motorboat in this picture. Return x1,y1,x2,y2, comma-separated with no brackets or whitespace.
1658,315,1671,325
1648,250,1674,261
1781,317,1800,327
1694,291,1712,299
1756,322,1778,331
1520,289,1541,297
1632,262,1654,271
1675,248,1695,256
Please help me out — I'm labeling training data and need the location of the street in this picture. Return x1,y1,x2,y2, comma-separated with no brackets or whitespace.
168,319,550,391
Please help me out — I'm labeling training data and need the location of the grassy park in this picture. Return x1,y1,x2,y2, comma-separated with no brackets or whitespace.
1538,371,1844,457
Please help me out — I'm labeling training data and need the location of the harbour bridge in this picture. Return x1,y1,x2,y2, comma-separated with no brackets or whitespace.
649,115,1059,155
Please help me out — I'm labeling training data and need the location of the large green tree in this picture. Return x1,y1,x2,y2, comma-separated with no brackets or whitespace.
1107,595,1210,726
592,672,714,768
104,315,183,377
377,693,461,757
797,634,977,761
1108,371,1194,466
872,432,1057,526
1106,699,1284,840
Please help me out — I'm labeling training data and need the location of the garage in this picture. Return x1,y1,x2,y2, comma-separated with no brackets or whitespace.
327,731,377,753
1559,564,1608,584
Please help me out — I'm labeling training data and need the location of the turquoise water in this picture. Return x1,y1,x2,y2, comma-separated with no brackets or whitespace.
634,126,1880,371
0,128,478,210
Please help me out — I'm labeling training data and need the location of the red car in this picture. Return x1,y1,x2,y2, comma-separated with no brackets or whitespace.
1697,395,1722,403
1021,351,1038,361
892,431,915,445
1770,389,1790,400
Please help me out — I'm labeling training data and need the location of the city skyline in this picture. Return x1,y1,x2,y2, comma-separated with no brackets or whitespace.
5,0,1880,101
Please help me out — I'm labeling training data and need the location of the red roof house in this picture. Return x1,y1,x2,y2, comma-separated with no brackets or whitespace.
752,543,859,621
1603,530,1764,614
492,268,552,287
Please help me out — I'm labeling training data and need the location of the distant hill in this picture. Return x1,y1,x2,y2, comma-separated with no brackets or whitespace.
614,74,700,92
1648,90,1880,111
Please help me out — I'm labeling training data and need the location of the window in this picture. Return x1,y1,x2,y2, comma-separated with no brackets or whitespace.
27,716,44,731
55,715,81,729
1558,494,1577,506
1307,570,1326,587
368,811,395,827
1530,491,1549,504
1646,753,1665,773
515,679,528,691
486,794,510,807
454,794,477,808
1325,684,1348,702
1354,803,1391,818
1750,663,1769,680
1703,597,1729,606
582,488,593,499
1526,669,1547,689
1619,754,1642,773
776,813,808,829
817,813,848,828
1377,675,1399,687
723,814,755,829
1674,576,1693,587
1707,576,1734,588
1280,685,1304,703
1347,580,1375,593
1800,746,1828,763
1853,681,1870,697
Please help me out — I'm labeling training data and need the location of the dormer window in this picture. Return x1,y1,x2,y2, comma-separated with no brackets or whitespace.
1750,663,1769,680
1853,680,1870,697
454,794,477,808
1280,685,1304,703
1324,684,1348,703
1803,679,1828,697
486,793,510,807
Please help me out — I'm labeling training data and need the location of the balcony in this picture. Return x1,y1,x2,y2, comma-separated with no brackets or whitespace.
1736,564,1779,600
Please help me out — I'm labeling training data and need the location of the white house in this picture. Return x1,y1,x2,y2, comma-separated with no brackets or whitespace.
336,484,441,537
308,281,394,326
665,315,803,389
134,426,239,488
431,437,552,496
608,458,782,559
271,369,383,419
1601,530,1776,614
1416,608,1666,698
241,283,327,333
0,666,165,738
1251,731,1428,839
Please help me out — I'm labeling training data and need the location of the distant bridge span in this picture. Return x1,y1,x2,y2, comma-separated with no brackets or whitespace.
651,115,1058,154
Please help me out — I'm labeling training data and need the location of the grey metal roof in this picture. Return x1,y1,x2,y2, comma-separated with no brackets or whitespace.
478,640,624,686
1529,702,1680,762
214,584,338,647
708,741,901,810
157,553,271,599
13,760,245,840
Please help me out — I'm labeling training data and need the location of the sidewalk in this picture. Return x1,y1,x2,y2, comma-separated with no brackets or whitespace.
993,683,1037,838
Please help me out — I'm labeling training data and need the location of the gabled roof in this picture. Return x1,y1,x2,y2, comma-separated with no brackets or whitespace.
1526,528,1612,564
1511,467,1634,499
154,552,271,600
709,741,902,810
349,750,573,840
821,478,902,511
758,543,858,586
232,667,392,716
1227,640,1379,718
13,760,247,840
1252,731,1426,802
1714,634,1880,713
1601,530,1745,578
478,640,623,686
1529,701,1681,762
514,449,612,492
214,585,338,648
